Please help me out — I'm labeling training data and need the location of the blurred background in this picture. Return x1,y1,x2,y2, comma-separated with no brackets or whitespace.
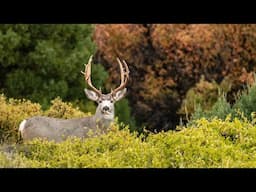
0,24,256,133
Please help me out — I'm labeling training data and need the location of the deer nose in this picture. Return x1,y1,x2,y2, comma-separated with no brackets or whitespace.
103,106,110,111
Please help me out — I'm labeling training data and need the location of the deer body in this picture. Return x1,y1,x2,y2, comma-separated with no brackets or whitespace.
19,115,112,142
19,116,96,142
19,56,129,142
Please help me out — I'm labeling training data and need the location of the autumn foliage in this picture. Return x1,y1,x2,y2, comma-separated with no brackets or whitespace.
93,24,256,131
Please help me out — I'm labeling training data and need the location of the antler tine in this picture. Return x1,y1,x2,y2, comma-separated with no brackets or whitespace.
117,58,125,84
122,59,130,78
111,57,130,96
81,55,102,96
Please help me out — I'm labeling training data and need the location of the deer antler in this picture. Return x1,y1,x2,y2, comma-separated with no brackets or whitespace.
111,57,130,96
81,55,102,96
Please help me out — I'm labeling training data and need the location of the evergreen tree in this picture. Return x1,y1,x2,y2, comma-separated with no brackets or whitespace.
0,24,108,110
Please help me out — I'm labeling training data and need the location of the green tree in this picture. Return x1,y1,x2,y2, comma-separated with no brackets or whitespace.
0,24,108,111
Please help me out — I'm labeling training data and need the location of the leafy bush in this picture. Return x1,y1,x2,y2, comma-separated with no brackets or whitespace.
14,125,159,168
190,95,232,124
0,150,29,168
233,81,256,121
115,98,137,132
44,97,89,119
178,76,233,118
2,117,256,168
0,94,42,143
190,78,256,123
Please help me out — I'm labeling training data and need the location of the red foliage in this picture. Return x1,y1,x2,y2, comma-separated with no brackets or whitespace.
93,24,256,131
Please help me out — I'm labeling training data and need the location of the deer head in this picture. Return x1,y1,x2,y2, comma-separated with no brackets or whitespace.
81,55,129,120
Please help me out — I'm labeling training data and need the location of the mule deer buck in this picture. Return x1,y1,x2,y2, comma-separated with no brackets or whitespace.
18,55,129,142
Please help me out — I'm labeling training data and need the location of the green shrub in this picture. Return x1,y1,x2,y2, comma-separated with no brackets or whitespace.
14,125,161,168
178,76,220,117
190,78,256,123
190,94,232,124
115,98,138,132
151,117,256,168
233,82,256,121
0,94,42,143
0,151,29,168
2,117,256,168
208,94,232,120
44,97,89,119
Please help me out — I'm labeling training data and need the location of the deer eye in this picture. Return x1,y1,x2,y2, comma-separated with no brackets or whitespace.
99,100,102,103
110,100,113,103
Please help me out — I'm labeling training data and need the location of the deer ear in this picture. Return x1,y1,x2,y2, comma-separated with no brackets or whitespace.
113,88,127,101
84,88,99,101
